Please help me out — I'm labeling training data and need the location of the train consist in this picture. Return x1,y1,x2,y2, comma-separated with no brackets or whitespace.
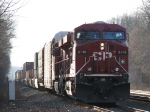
15,21,130,103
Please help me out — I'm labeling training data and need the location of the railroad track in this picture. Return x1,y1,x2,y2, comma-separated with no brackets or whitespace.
46,91,149,112
64,97,149,112
116,104,149,112
26,85,149,112
130,94,150,102
130,90,150,102
92,104,149,112
49,90,150,112
80,104,149,112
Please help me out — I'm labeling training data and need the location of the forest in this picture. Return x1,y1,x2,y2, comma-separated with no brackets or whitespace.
108,0,150,90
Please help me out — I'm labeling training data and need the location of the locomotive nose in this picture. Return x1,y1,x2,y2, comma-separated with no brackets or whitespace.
93,87,110,96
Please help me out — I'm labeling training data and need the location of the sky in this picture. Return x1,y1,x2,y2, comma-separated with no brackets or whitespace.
11,0,143,67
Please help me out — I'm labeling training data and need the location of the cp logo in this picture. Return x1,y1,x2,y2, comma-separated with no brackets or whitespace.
93,52,112,61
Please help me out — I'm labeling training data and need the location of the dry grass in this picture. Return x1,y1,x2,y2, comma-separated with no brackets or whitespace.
0,83,9,102
15,86,22,99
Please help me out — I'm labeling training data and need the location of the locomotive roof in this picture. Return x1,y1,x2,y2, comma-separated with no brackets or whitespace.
53,31,71,43
74,22,126,31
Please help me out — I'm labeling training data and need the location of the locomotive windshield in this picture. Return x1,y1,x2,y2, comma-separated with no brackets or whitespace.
102,31,125,40
76,31,100,39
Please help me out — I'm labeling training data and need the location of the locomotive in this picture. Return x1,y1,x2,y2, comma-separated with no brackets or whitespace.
16,21,130,103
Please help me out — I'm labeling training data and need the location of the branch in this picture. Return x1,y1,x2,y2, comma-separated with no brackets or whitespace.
0,0,13,17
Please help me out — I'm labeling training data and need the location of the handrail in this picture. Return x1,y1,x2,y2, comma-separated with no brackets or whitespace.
55,58,69,64
55,58,70,77
75,56,93,84
59,66,71,77
113,56,129,75
64,66,71,74
75,56,93,76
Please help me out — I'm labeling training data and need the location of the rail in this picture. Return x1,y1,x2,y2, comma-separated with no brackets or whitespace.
116,104,149,112
130,94,150,102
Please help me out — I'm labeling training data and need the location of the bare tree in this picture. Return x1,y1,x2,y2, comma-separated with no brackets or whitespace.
141,0,150,29
0,0,27,102
107,2,150,90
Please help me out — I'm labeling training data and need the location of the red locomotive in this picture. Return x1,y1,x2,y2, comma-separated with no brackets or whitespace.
16,21,130,103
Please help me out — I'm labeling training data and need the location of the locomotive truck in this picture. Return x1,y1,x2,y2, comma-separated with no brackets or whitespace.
16,21,130,103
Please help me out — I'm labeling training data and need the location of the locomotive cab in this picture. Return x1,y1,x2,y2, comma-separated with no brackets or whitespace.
69,22,130,103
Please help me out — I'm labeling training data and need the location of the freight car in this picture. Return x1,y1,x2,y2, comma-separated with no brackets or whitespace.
16,21,130,103
15,70,22,82
22,62,34,85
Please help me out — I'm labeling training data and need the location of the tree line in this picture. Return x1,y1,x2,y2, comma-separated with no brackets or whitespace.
108,0,150,90
0,0,26,102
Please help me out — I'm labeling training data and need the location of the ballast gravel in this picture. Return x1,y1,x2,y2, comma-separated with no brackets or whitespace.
0,83,97,112
1,83,150,112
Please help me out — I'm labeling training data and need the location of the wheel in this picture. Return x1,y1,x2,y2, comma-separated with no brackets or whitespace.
65,80,76,99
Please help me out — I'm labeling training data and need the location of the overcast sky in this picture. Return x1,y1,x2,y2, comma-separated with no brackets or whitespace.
11,0,143,67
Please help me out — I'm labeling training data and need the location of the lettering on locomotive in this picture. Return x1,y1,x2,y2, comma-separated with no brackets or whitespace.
93,52,112,61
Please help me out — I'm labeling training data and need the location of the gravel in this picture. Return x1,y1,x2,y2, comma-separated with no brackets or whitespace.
0,83,97,112
1,83,150,112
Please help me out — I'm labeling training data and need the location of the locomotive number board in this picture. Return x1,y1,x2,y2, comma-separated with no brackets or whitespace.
117,50,128,55
77,50,87,54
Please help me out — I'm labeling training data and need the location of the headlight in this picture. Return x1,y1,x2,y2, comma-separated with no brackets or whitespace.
101,43,104,46
87,67,92,72
101,47,104,50
115,67,119,72
100,43,105,50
